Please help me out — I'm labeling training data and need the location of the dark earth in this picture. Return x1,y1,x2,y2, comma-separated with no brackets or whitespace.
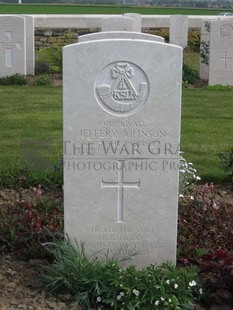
0,184,232,310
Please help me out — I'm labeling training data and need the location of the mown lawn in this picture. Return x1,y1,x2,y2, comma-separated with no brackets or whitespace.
0,4,231,15
0,84,232,182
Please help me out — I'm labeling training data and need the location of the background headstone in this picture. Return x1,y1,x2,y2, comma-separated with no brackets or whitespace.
0,15,26,77
101,16,139,32
123,13,142,32
63,38,182,267
169,15,188,48
24,15,35,75
209,19,233,85
79,31,164,43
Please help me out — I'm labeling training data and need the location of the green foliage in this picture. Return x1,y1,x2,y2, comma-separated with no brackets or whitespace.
0,161,63,190
0,73,27,86
182,64,199,85
219,147,233,183
35,61,51,75
36,31,74,73
0,196,63,259
188,30,200,52
34,74,52,86
43,239,203,310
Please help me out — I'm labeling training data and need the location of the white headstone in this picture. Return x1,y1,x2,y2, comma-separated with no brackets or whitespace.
124,13,142,32
102,16,138,32
209,19,233,85
169,15,188,48
63,39,182,268
200,19,210,80
0,16,26,77
79,31,164,43
24,15,35,75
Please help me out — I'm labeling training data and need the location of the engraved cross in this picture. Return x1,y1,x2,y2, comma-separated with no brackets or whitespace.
220,51,231,70
0,31,22,67
101,160,140,223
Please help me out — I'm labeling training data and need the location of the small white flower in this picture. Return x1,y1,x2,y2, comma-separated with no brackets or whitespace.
166,279,170,284
189,280,197,287
174,283,179,289
155,300,160,305
120,292,124,297
190,195,194,200
96,296,101,302
160,297,165,301
117,295,121,300
168,298,172,303
179,194,184,198
199,288,203,294
132,289,140,296
196,176,201,181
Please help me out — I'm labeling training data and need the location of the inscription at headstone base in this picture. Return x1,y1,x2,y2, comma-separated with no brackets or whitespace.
63,38,182,267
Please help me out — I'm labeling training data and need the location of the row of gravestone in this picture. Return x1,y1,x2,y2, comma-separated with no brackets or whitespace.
1,14,232,86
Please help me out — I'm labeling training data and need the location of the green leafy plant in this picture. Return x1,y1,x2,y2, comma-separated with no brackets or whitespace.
34,74,52,86
36,30,74,73
43,239,203,310
182,64,199,85
219,147,233,182
35,61,51,75
0,73,27,85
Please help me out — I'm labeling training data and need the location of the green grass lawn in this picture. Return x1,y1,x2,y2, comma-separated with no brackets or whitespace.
0,84,232,182
0,4,231,15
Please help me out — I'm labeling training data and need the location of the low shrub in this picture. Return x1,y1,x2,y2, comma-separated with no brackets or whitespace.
219,147,233,183
35,61,51,75
182,64,199,85
0,73,27,85
34,74,52,86
43,239,203,310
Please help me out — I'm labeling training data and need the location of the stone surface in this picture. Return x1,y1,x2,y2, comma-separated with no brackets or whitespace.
24,15,35,75
209,19,233,86
0,16,26,77
169,15,188,48
79,31,164,43
123,13,142,32
63,38,182,268
200,19,211,80
101,16,139,32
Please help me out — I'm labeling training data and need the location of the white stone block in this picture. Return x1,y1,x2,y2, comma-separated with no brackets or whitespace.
0,16,26,77
209,19,233,86
79,31,164,43
63,38,182,267
102,16,138,32
169,15,188,48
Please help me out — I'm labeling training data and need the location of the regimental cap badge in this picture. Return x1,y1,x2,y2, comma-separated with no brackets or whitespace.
95,61,149,116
